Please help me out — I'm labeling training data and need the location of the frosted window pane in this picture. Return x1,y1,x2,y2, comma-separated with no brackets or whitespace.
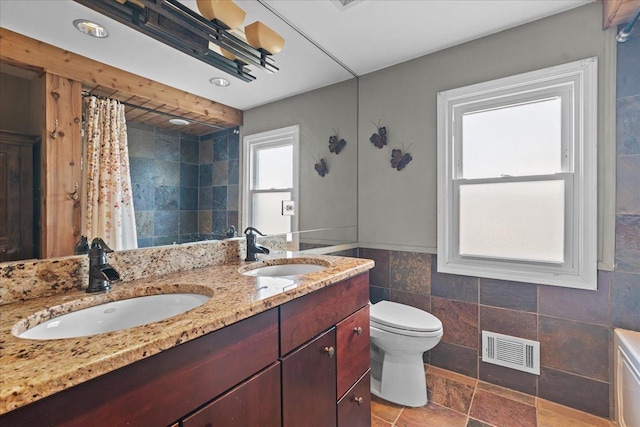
253,192,291,235
255,145,293,189
459,181,564,263
462,98,562,179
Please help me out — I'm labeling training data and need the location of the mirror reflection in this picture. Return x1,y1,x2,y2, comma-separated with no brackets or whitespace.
0,60,357,261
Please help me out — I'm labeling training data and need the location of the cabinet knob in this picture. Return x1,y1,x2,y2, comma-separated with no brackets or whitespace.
353,396,364,406
324,346,335,357
353,326,363,336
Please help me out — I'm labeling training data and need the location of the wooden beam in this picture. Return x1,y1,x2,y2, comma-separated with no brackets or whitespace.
0,28,242,128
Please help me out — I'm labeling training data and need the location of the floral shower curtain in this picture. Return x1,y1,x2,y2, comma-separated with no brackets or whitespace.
83,96,137,250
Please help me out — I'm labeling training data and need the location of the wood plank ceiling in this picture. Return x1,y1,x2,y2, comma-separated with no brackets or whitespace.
83,84,231,136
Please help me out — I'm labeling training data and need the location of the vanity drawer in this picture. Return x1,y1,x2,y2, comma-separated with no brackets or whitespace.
338,370,371,427
280,272,369,355
182,362,281,427
336,304,370,398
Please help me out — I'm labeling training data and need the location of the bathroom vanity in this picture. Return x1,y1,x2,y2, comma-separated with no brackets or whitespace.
0,253,373,427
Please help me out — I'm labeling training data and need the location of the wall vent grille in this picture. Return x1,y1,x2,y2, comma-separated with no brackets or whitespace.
482,331,540,375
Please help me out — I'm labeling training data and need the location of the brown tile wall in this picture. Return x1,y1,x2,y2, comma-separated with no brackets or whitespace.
358,250,625,419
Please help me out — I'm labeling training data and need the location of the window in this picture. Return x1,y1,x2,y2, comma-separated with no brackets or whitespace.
437,58,597,290
243,125,299,235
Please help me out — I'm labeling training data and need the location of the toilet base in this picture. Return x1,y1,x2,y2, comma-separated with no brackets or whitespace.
370,345,428,407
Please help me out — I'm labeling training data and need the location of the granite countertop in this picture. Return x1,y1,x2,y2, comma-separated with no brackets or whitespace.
0,254,373,415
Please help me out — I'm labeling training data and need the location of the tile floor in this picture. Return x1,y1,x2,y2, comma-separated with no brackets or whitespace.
371,366,615,427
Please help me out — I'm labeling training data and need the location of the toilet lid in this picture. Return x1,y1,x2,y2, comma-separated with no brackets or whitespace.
370,300,442,333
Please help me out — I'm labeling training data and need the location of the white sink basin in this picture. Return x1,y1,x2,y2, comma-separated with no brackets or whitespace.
243,263,325,277
16,293,210,340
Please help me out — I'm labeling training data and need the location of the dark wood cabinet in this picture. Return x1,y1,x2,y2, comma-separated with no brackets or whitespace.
280,273,369,355
1,272,371,427
183,362,281,427
0,309,279,427
338,372,371,427
280,273,370,427
337,305,370,398
282,328,337,427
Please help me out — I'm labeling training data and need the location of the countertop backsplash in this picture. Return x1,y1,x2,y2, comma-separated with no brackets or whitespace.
0,235,289,306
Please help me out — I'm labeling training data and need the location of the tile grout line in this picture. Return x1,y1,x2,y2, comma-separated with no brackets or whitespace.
468,377,478,417
392,406,403,426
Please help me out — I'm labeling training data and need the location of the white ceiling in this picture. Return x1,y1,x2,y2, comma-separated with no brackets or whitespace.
0,0,592,111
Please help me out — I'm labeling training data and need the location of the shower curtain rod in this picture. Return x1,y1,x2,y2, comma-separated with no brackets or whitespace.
82,91,231,131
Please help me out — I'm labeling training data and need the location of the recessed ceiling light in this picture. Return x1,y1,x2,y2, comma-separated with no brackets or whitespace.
73,19,109,38
169,118,190,126
209,77,231,87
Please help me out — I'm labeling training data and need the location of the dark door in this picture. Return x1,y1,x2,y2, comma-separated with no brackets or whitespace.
0,132,34,262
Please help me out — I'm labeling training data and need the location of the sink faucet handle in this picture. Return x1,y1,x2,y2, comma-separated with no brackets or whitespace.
243,227,266,237
90,237,113,253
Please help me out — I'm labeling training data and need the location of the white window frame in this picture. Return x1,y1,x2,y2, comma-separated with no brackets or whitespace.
437,58,598,290
242,125,299,235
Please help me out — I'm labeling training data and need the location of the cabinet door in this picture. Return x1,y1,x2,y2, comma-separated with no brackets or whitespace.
0,136,34,262
336,305,370,398
338,371,371,427
282,328,337,427
280,273,369,354
182,363,281,427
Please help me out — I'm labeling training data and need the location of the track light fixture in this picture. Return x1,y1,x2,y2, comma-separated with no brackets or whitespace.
74,0,284,82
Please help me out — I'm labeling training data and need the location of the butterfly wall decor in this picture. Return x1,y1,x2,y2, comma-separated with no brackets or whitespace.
391,143,413,171
370,120,387,149
329,129,347,155
314,158,329,177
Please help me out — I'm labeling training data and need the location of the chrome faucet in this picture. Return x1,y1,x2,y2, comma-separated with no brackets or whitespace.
244,227,270,262
87,238,121,293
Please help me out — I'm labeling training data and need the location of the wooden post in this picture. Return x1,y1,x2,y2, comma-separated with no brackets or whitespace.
41,73,82,258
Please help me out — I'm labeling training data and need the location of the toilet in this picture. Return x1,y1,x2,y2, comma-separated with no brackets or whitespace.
370,300,443,407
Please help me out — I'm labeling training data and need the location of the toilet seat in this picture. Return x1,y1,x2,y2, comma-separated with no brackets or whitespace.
370,301,442,337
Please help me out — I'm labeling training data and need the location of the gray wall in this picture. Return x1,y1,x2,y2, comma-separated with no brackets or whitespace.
242,3,612,254
243,78,358,241
358,3,613,253
358,2,611,252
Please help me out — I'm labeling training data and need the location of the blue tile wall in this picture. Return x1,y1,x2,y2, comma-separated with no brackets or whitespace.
180,135,199,164
180,163,199,187
228,159,239,185
613,28,640,327
199,129,239,238
213,134,229,161
154,186,179,211
155,129,180,161
127,123,240,246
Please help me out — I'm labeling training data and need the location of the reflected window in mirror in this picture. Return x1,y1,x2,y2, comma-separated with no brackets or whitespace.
243,125,299,235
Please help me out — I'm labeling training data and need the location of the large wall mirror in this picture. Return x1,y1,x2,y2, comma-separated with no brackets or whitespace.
243,77,358,251
0,39,357,262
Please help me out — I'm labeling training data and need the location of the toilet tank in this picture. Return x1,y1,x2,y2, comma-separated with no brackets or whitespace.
614,328,640,427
